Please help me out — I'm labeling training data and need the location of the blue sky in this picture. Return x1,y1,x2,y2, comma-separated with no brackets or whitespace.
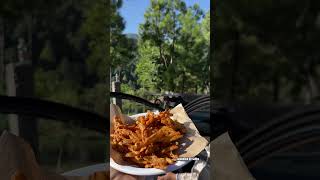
119,0,210,34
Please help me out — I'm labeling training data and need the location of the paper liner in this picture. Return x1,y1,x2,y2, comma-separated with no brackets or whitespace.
211,132,256,180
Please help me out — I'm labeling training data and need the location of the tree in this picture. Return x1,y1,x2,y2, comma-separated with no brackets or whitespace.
202,11,210,44
137,0,209,93
108,0,138,87
177,5,208,93
135,40,158,91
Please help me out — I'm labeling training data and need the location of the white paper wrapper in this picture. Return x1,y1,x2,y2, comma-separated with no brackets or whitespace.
211,132,255,180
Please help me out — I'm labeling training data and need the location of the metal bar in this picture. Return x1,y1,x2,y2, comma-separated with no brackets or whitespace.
110,92,163,111
184,95,210,109
239,112,320,155
246,134,320,169
236,106,320,149
0,95,107,134
243,125,320,160
186,102,210,114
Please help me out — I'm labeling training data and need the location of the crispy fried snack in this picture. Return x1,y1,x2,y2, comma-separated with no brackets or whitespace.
89,171,109,180
111,110,186,169
11,170,27,180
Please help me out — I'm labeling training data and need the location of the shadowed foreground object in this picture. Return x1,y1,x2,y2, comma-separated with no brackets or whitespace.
89,171,109,180
11,170,27,180
212,103,320,179
11,171,109,180
1,131,109,180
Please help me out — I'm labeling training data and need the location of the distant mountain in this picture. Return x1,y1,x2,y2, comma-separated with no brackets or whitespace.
125,33,138,40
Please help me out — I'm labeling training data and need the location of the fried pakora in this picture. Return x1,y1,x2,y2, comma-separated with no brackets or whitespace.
111,110,186,169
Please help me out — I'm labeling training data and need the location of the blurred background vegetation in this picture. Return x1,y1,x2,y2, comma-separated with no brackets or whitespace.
214,0,320,104
0,0,106,173
214,1,320,178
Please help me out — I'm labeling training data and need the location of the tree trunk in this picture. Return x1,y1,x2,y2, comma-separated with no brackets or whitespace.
230,30,240,100
159,43,167,68
181,74,185,93
16,13,39,159
306,68,318,103
6,64,19,136
170,6,176,65
273,76,279,102
56,145,63,173
0,17,4,84
155,8,167,68
27,14,33,62
305,79,312,104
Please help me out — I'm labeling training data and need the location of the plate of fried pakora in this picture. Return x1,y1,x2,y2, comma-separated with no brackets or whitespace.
110,109,193,176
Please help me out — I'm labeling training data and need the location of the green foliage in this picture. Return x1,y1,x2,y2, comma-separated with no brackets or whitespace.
202,11,210,44
39,41,56,63
34,68,80,106
135,40,158,91
81,83,107,113
107,0,139,92
137,0,210,94
81,0,108,80
32,0,107,113
121,84,144,114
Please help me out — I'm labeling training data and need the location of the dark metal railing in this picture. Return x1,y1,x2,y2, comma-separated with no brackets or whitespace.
0,95,107,134
237,106,320,153
110,92,164,111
